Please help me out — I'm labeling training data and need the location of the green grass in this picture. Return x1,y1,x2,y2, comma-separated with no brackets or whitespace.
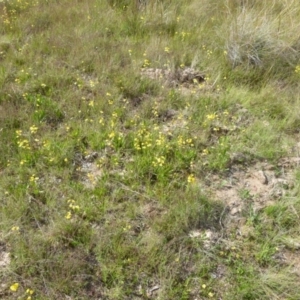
1,0,300,299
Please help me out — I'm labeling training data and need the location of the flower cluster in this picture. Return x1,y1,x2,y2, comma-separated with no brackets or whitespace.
9,282,34,299
177,135,194,147
152,155,166,167
134,127,153,151
11,226,20,232
29,174,39,184
175,31,191,41
187,174,195,183
65,199,80,220
1,0,39,30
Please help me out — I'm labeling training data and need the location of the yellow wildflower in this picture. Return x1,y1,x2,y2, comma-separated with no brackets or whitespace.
187,174,195,183
65,211,72,219
206,114,217,120
10,283,19,292
26,288,34,295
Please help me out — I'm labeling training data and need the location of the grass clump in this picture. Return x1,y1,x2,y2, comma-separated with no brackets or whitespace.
1,0,300,299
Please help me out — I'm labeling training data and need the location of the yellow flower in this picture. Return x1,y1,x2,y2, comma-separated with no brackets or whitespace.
11,226,20,231
69,202,80,211
202,149,209,156
15,129,22,137
65,211,72,220
206,114,216,120
29,174,39,183
26,288,34,295
99,117,104,125
20,159,27,165
29,125,38,134
17,139,30,149
152,156,165,167
143,59,151,67
202,284,206,289
108,132,115,139
208,292,214,297
187,174,195,183
10,283,19,292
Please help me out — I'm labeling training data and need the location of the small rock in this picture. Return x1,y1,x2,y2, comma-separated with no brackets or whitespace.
282,238,300,250
177,67,205,84
160,109,177,121
275,178,291,189
84,152,98,162
0,251,10,268
147,285,160,298
237,108,248,114
230,207,240,215
189,230,202,238
255,170,268,185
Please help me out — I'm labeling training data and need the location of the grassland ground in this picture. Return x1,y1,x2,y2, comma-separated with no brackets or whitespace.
1,0,300,299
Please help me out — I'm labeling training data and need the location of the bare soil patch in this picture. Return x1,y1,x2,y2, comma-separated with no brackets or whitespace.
141,67,206,90
212,159,296,219
195,156,299,249
0,242,10,268
0,241,10,297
